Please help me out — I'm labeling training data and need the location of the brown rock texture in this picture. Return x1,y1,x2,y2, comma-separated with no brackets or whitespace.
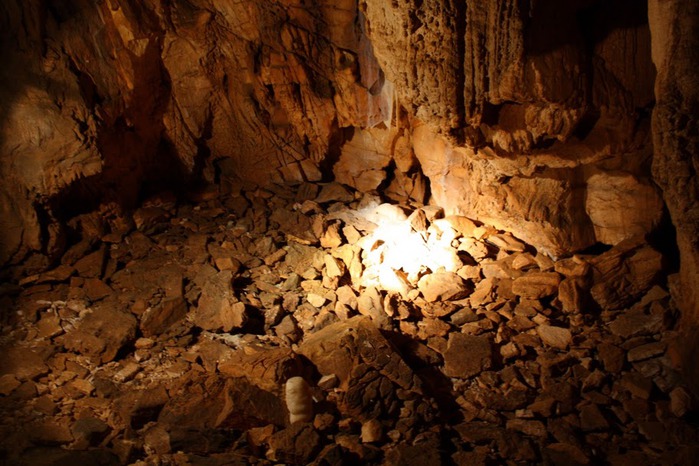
648,0,699,396
365,0,661,257
0,182,696,465
0,0,667,274
1,0,699,457
0,0,391,272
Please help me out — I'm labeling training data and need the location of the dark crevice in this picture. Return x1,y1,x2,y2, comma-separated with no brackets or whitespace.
647,206,681,275
318,122,352,182
376,160,397,199
571,109,600,140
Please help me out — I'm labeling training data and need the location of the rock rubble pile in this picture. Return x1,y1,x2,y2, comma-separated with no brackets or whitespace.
0,182,696,465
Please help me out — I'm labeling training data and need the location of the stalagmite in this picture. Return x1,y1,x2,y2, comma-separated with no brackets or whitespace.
285,376,313,424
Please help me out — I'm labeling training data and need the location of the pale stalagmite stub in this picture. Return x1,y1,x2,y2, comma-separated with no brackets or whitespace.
285,376,313,424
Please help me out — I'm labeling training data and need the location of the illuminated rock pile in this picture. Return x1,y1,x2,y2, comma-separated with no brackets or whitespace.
0,182,696,465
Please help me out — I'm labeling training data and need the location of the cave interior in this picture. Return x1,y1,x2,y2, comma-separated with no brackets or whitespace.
0,0,698,465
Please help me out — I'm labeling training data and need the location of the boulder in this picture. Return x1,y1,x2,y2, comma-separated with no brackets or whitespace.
194,271,248,332
418,272,472,302
537,325,573,350
443,333,494,378
512,272,561,299
61,303,137,364
589,239,662,310
218,346,304,393
140,296,188,337
298,316,433,422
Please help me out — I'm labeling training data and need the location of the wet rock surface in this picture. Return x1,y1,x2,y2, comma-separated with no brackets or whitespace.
0,182,696,465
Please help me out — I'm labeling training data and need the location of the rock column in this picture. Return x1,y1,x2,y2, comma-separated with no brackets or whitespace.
649,0,699,395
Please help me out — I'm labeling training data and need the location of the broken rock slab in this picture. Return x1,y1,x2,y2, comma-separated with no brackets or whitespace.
61,303,137,364
140,296,188,337
589,238,662,310
217,345,305,393
0,346,50,382
0,374,21,395
266,423,321,464
298,316,434,423
418,272,472,302
193,271,248,332
159,376,288,432
271,208,317,245
537,325,573,350
298,316,421,391
608,306,664,338
443,333,494,378
511,272,561,299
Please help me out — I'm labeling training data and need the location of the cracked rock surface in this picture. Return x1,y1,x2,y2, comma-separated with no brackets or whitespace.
0,182,696,465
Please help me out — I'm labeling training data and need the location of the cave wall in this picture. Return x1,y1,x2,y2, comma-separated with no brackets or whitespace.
0,0,669,271
648,0,699,394
362,0,661,257
0,0,394,272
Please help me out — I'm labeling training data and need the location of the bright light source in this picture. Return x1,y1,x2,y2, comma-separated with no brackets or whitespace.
354,203,463,293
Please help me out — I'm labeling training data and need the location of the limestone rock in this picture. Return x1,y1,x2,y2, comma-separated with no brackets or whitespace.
411,125,597,258
589,239,662,310
20,265,74,286
218,346,304,393
297,316,433,424
0,374,21,396
537,325,573,350
315,183,355,204
627,342,666,362
271,209,317,245
558,278,584,313
71,417,110,448
648,1,699,398
319,223,343,249
543,443,590,465
470,277,496,307
61,304,137,364
356,286,389,326
669,387,692,418
418,272,472,302
486,233,526,253
28,419,74,445
442,215,478,238
298,316,421,390
159,377,288,431
361,419,383,443
585,173,663,245
0,346,49,381
512,272,561,299
334,127,394,192
143,424,171,456
443,334,494,378
597,343,626,373
385,437,442,466
266,423,321,464
194,271,248,332
112,386,170,431
140,296,188,337
608,307,664,338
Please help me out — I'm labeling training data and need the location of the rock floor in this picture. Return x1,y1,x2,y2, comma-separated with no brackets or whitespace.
0,182,697,465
